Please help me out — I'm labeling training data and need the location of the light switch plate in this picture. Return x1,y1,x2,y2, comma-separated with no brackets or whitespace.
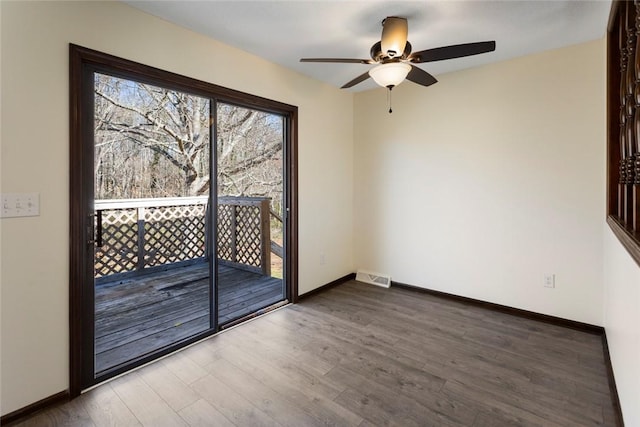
1,193,40,218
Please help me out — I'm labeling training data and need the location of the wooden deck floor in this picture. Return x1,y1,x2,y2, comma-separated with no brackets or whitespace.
95,262,284,373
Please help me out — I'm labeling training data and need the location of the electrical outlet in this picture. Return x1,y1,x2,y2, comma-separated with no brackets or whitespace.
320,252,326,265
544,274,555,288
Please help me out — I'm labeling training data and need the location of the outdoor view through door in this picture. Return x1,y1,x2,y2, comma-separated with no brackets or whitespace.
216,102,286,324
92,74,286,375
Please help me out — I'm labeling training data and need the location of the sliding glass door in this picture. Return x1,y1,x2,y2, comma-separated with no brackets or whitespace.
69,46,297,393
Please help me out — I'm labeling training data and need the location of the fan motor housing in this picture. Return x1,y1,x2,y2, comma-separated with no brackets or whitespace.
370,41,412,62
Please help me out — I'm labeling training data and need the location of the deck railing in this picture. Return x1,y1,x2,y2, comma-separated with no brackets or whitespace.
94,196,271,282
217,196,271,276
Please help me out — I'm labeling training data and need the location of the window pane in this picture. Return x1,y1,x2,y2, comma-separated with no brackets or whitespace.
93,73,212,373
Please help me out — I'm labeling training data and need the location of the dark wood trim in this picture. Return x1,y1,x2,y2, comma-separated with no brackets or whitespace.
69,45,296,115
602,331,626,427
0,391,70,426
607,2,622,217
69,43,82,398
287,111,299,303
297,273,356,301
608,0,621,33
391,281,604,334
608,215,640,267
606,0,640,262
69,44,298,395
210,100,219,340
69,44,93,398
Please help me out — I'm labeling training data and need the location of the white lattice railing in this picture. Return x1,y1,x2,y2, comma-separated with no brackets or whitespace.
217,196,271,275
94,196,271,281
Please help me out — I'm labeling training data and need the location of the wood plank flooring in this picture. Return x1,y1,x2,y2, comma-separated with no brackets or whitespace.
96,262,284,372
14,281,618,426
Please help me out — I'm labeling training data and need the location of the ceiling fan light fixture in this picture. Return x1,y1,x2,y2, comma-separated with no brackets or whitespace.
369,62,411,88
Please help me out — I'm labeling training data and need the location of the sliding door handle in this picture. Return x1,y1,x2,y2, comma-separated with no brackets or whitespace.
87,211,104,247
96,210,103,247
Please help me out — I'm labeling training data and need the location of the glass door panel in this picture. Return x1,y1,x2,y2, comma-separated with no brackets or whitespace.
216,103,286,325
93,73,213,374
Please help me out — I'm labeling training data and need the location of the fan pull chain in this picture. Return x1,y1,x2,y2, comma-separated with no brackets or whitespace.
387,86,393,114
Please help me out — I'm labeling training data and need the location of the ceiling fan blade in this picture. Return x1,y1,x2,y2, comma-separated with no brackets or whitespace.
409,41,496,63
300,58,373,64
381,17,408,58
406,65,438,87
341,71,371,89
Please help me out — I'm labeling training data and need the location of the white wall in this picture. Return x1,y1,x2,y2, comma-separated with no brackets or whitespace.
603,230,640,426
354,40,606,325
0,1,354,415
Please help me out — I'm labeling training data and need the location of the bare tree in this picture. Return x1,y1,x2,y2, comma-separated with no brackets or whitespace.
217,103,283,213
95,74,210,197
94,73,284,214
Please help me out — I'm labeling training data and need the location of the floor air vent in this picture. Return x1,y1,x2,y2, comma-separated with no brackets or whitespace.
355,270,391,288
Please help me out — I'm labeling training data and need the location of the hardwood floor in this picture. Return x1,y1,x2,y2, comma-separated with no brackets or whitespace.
13,281,618,426
96,262,284,372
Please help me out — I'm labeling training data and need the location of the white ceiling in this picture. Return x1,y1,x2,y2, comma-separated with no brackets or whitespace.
125,0,612,92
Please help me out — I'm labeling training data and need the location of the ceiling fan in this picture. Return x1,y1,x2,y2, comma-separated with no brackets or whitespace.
300,17,496,90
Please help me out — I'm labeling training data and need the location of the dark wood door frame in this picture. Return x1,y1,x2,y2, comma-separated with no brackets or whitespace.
69,44,298,397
